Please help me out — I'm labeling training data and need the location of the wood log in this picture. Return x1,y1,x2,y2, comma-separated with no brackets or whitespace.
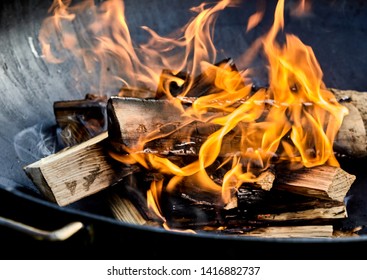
108,180,163,226
273,165,356,202
237,183,346,213
40,88,361,208
109,194,147,225
107,96,230,155
108,95,276,158
163,182,348,230
238,225,334,238
165,201,347,229
54,94,108,147
107,90,367,159
24,132,140,206
331,88,367,158
234,184,348,226
213,224,361,238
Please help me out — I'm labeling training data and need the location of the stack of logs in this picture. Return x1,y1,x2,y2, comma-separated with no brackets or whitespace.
24,60,367,238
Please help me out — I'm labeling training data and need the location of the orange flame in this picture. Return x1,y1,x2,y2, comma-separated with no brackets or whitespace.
290,0,311,17
147,180,166,222
40,0,348,227
134,0,347,206
247,11,264,32
39,0,237,95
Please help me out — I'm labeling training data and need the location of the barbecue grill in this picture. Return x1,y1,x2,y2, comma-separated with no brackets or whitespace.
1,0,367,259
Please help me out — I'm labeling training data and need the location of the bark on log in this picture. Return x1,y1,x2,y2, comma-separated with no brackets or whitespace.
331,88,367,158
24,132,140,206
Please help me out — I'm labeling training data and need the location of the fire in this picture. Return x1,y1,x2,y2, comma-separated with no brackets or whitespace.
39,0,348,225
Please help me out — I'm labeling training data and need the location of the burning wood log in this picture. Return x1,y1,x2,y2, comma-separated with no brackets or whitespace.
26,88,359,210
236,184,348,218
107,96,266,157
164,200,347,230
162,178,348,230
107,90,367,160
24,132,140,206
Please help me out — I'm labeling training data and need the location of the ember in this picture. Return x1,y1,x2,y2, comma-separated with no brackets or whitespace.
24,0,366,238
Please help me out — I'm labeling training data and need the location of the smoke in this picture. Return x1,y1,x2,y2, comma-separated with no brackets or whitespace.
13,123,60,164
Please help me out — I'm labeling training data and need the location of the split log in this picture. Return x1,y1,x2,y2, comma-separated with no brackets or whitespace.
273,165,356,202
108,180,163,226
107,96,270,157
54,94,108,147
234,184,348,225
24,132,140,206
237,183,346,214
107,90,367,159
40,89,361,208
109,194,147,225
163,182,348,230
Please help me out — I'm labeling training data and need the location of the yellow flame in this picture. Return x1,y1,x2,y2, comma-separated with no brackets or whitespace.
263,0,348,167
147,180,166,222
40,0,349,227
39,0,237,96
141,0,347,207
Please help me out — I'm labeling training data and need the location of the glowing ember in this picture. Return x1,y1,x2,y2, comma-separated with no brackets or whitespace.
39,0,349,222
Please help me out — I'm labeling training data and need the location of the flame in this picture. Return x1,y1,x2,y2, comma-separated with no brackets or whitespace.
138,0,347,206
147,180,166,222
40,0,348,229
263,0,347,167
246,11,264,32
290,0,311,17
39,0,237,95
